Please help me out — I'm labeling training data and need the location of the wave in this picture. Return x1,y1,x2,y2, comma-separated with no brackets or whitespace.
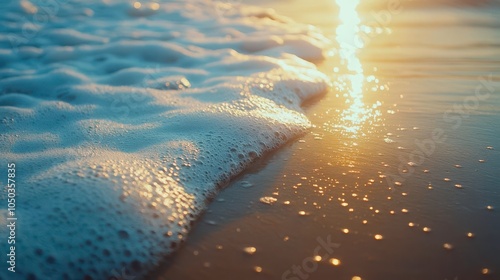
0,0,330,279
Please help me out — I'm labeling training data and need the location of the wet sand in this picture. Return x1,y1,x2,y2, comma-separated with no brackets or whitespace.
152,1,500,279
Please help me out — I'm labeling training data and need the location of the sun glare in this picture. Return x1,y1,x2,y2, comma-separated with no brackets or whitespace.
333,0,381,138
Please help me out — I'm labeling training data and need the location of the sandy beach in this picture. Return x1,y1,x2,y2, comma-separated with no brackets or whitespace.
1,0,499,279
154,0,500,279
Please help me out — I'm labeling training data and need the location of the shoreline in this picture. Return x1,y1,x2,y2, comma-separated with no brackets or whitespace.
0,0,332,279
151,1,500,279
1,0,499,279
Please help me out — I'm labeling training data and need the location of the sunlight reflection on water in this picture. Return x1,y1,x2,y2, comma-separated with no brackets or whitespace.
327,0,382,140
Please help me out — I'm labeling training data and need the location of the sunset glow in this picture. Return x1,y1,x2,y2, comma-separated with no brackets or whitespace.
334,0,381,138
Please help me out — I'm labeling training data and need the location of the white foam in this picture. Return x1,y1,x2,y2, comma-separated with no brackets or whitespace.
0,0,330,278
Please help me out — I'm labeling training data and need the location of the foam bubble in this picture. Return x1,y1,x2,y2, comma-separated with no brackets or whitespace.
0,0,330,278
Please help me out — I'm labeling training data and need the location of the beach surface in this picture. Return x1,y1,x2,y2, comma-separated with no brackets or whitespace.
1,0,499,279
0,0,330,278
154,0,500,280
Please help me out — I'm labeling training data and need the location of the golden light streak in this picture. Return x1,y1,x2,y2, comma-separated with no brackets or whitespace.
332,0,382,140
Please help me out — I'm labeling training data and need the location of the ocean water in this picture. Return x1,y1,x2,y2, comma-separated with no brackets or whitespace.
154,1,500,280
0,0,499,279
0,0,330,279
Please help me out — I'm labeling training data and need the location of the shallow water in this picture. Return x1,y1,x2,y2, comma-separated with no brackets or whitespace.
0,1,331,278
154,1,500,279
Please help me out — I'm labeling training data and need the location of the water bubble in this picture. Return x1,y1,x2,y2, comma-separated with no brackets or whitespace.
454,164,462,168
374,234,383,240
422,227,431,233
118,230,129,239
259,196,277,205
408,222,415,227
467,232,475,238
243,247,256,255
486,146,494,150
443,243,453,250
150,2,160,10
352,276,362,280
298,211,310,216
486,205,494,211
454,184,463,189
481,268,491,275
479,159,486,163
254,266,262,273
342,228,349,234
443,178,451,182
313,255,322,262
329,258,341,266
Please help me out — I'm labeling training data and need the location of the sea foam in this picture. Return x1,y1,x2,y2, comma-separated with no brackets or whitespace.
0,0,330,279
